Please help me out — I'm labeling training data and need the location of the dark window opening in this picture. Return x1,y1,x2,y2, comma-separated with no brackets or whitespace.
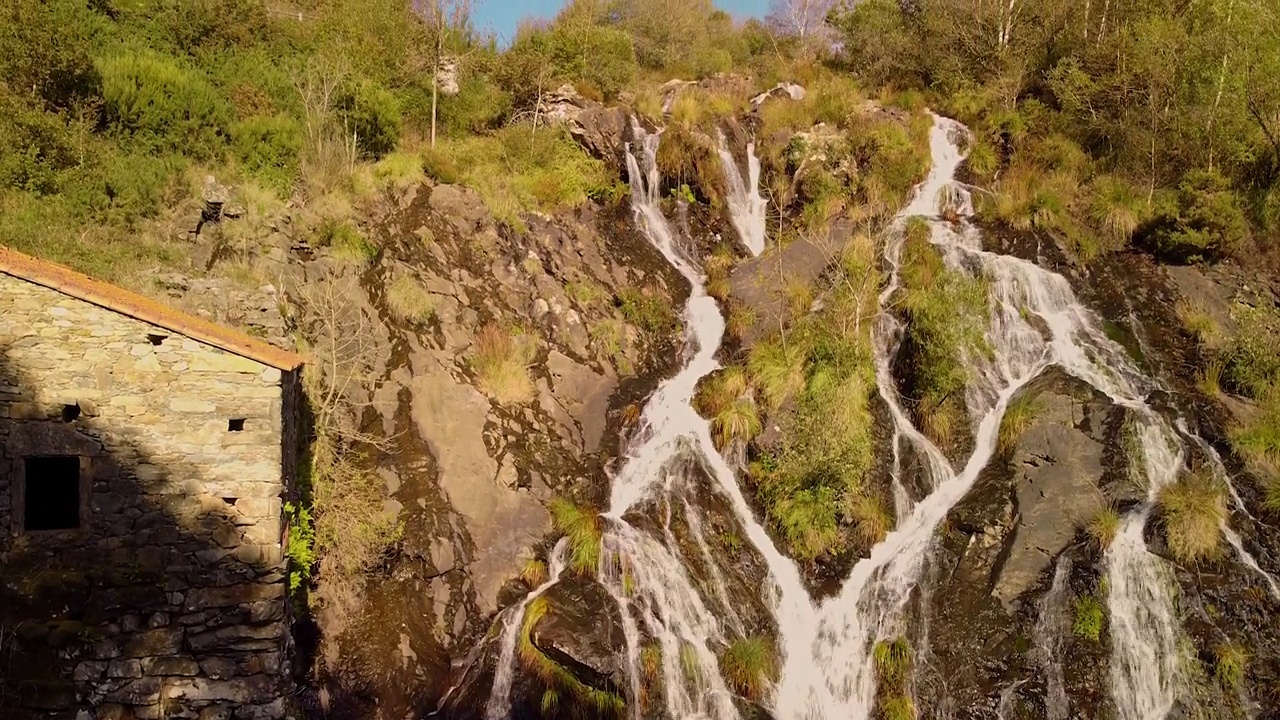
62,403,80,422
146,333,167,346
228,418,246,432
222,497,238,507
24,456,81,531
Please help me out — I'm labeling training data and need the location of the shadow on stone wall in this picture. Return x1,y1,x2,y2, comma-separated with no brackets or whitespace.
0,346,292,720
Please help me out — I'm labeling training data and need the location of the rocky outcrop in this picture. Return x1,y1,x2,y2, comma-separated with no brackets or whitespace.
991,380,1110,607
534,579,628,692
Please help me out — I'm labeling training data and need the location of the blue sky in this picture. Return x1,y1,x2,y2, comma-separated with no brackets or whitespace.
473,0,771,44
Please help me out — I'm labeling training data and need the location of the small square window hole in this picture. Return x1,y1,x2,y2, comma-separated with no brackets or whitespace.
228,418,246,432
24,456,82,531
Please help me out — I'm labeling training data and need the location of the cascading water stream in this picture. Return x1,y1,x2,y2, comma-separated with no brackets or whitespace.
715,130,767,256
1029,555,1073,720
481,113,1277,720
484,540,569,720
592,121,814,720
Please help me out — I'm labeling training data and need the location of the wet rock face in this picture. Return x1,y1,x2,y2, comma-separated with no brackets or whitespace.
992,378,1111,607
920,371,1119,715
535,579,628,692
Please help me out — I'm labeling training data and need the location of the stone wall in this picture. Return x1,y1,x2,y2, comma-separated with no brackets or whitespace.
0,274,296,719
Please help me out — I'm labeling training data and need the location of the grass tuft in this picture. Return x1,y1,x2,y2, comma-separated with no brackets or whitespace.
470,323,537,405
845,492,893,546
719,636,778,700
1157,470,1225,563
1087,175,1146,247
881,696,917,720
520,557,548,587
1085,505,1122,550
1175,298,1222,347
873,637,912,688
998,391,1040,455
1213,642,1247,688
385,275,435,324
713,398,762,450
748,339,807,412
549,498,603,576
1073,594,1105,642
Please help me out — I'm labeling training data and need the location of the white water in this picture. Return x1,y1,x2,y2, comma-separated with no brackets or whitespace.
480,114,1278,720
484,540,568,720
715,130,767,256
1030,555,1073,720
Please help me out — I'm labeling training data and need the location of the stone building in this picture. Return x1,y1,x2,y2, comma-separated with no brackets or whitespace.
0,247,304,719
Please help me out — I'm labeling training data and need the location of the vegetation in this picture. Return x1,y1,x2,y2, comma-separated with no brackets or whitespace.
997,391,1040,456
1085,506,1122,550
1212,642,1248,688
1073,594,1106,643
873,637,914,719
619,286,677,336
897,220,989,446
549,498,603,576
519,596,625,717
719,636,778,700
470,323,537,405
385,275,436,324
831,0,1280,267
1158,470,1226,563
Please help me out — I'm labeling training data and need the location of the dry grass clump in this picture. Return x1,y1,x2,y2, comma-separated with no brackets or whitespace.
1175,298,1223,347
385,275,435,324
719,636,778,700
1084,505,1122,549
470,323,537,405
845,492,894,546
1157,469,1226,563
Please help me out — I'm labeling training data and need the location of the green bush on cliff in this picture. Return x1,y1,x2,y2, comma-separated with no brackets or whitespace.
897,221,988,446
1213,642,1248,688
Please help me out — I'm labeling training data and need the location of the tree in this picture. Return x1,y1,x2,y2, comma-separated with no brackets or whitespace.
766,0,836,53
415,0,474,147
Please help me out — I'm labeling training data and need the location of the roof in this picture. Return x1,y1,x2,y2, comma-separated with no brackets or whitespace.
0,246,305,372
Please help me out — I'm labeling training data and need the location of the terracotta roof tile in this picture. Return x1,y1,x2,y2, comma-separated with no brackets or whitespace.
0,246,304,372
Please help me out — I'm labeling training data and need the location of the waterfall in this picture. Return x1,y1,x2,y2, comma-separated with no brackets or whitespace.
600,121,813,719
484,540,569,720
1032,555,1073,720
479,113,1276,720
716,130,767,256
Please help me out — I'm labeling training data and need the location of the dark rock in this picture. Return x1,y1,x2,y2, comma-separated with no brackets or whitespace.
569,105,630,164
535,578,627,692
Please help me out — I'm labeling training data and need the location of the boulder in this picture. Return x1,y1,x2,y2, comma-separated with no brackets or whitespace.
750,82,806,107
990,378,1109,608
569,105,630,163
534,579,627,692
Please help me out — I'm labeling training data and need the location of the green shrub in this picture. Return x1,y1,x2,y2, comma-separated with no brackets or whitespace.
1157,470,1225,563
316,220,378,265
337,81,402,159
1142,170,1248,263
898,230,988,442
64,149,181,227
1088,175,1146,247
772,485,842,560
0,91,84,194
549,498,602,576
1225,303,1280,398
231,114,302,191
720,636,777,700
97,51,231,158
283,501,316,593
0,0,102,110
1073,594,1105,642
436,73,512,137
